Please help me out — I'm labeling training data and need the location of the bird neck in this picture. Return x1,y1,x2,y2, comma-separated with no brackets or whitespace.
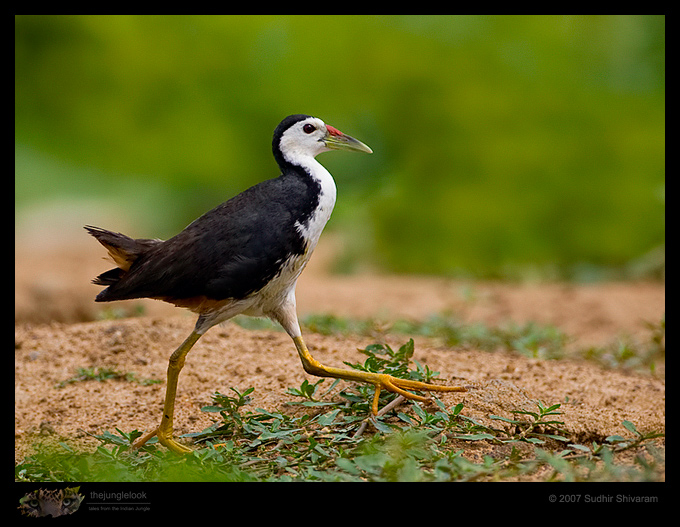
280,155,337,208
280,155,337,251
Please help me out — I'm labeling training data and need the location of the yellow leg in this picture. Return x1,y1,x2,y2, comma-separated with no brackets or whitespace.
132,331,202,454
292,336,466,415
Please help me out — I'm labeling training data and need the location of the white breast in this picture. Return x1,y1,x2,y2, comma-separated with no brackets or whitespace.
295,157,337,250
241,156,336,324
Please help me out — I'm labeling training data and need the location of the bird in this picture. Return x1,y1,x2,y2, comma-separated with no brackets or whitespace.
86,114,466,453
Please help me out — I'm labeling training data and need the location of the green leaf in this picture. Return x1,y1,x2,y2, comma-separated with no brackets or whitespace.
544,404,563,413
335,457,360,475
58,442,74,452
568,444,592,452
353,453,389,473
317,409,341,427
372,419,394,434
397,412,417,425
399,338,415,360
543,434,569,442
201,405,226,413
489,415,522,424
451,433,496,441
622,420,640,436
606,434,628,444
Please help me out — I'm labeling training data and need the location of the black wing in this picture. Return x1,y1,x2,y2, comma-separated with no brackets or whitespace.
91,174,320,303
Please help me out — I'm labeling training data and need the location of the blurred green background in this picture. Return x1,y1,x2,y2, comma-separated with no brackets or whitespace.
15,15,665,280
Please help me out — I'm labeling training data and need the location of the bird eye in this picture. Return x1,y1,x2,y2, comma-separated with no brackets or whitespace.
303,123,316,134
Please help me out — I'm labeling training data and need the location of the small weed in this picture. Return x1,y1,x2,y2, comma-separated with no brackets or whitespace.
285,379,327,401
393,316,568,359
347,339,416,379
534,420,666,482
231,315,278,331
55,367,160,388
96,304,146,320
302,313,375,336
581,316,665,373
490,401,568,444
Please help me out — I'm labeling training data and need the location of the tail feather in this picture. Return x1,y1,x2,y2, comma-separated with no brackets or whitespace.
85,226,162,297
91,267,125,287
85,226,160,269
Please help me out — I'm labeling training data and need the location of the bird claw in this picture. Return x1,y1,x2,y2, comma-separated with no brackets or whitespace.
370,374,466,415
131,426,193,454
159,437,193,454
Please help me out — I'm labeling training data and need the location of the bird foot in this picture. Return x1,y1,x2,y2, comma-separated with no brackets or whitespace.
131,426,192,454
370,373,466,415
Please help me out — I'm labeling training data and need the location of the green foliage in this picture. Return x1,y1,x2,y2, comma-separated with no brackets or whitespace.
15,15,665,277
300,311,664,371
345,339,417,379
55,366,160,388
580,316,664,372
536,420,666,482
302,311,569,358
20,313,661,480
15,390,664,482
391,315,568,359
489,401,569,444
16,338,664,482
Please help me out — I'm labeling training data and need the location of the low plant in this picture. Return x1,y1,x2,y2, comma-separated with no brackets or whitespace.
16,339,663,483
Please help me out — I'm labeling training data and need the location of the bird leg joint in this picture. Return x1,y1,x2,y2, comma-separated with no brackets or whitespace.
293,336,328,376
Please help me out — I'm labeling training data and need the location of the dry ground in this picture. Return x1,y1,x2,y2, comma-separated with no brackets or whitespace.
15,234,665,474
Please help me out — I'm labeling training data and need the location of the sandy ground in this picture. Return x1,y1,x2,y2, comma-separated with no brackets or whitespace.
15,233,665,475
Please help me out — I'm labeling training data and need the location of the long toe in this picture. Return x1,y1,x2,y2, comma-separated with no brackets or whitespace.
159,436,193,454
372,374,467,414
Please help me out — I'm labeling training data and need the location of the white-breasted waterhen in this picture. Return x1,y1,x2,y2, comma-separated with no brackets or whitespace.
86,114,466,453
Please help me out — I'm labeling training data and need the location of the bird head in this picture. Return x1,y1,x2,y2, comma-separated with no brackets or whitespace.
274,115,372,167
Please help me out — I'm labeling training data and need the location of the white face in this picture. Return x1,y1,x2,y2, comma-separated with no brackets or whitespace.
278,117,330,165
